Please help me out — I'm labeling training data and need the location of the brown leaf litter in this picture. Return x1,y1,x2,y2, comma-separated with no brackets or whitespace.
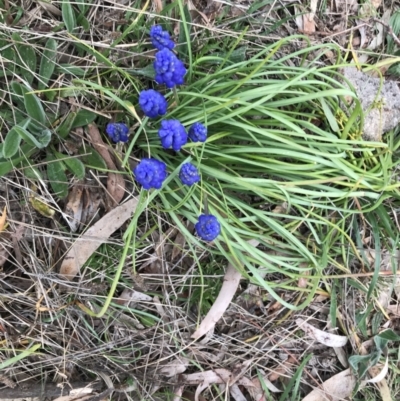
60,197,139,280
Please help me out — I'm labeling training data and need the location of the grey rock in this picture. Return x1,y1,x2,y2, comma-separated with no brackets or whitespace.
342,67,400,141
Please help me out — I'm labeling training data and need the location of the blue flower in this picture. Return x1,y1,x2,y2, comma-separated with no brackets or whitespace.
154,49,186,88
179,163,200,186
139,89,168,118
188,122,207,143
195,214,220,241
133,158,167,190
158,120,188,151
150,25,175,50
106,122,129,143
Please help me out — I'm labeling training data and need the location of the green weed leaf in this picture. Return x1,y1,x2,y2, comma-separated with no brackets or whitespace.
79,146,107,170
47,157,68,198
3,127,22,158
71,109,97,128
62,0,77,33
377,329,400,342
13,125,40,148
57,113,76,138
38,38,58,91
24,92,46,125
54,151,85,179
13,34,37,84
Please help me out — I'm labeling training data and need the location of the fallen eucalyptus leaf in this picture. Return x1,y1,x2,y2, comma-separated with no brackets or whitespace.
60,198,138,280
296,318,348,347
191,240,259,339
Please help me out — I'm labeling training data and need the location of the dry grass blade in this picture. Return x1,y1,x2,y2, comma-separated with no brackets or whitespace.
60,197,139,279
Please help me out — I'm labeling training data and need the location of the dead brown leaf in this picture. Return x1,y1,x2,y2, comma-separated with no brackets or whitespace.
269,355,296,381
0,206,7,232
60,197,139,280
296,319,348,347
171,231,186,260
87,123,125,207
302,368,359,401
153,0,163,13
65,184,84,232
191,262,242,339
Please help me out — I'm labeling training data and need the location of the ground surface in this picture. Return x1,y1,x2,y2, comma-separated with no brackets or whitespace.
1,0,400,400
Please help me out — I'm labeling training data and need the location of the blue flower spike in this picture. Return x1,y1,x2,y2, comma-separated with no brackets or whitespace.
139,89,168,118
154,48,186,88
106,122,129,143
188,122,207,143
133,158,167,190
195,214,221,241
150,25,175,51
158,119,188,151
179,163,200,186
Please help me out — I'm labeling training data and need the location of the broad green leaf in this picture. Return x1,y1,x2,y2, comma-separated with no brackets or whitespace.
64,157,85,179
11,126,51,149
37,129,52,148
78,146,107,170
77,0,89,13
13,33,37,85
11,81,28,108
0,160,14,176
3,127,22,158
54,151,85,179
71,109,96,128
77,14,90,31
377,329,400,342
0,144,36,176
62,0,77,33
47,157,68,198
24,92,46,125
21,161,43,180
38,38,58,91
57,112,76,138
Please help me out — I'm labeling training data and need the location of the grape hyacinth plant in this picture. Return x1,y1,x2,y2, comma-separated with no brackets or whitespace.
134,158,167,190
154,48,187,88
150,25,175,51
195,215,221,242
179,163,200,186
107,24,219,241
158,119,188,151
106,122,129,143
139,89,168,118
188,122,207,143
